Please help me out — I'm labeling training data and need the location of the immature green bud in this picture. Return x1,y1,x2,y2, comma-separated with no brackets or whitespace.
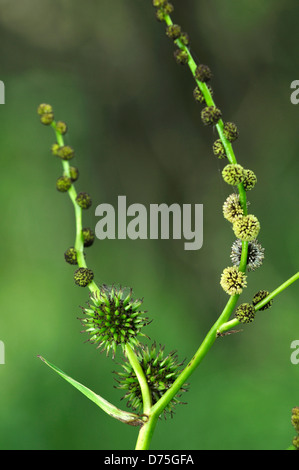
252,290,273,311
82,227,95,247
153,0,167,6
220,266,247,295
231,239,265,271
56,176,72,192
223,193,243,222
56,121,68,135
80,285,150,357
56,145,75,161
154,1,174,21
76,192,92,209
74,267,94,287
64,247,78,265
243,169,257,191
195,64,212,82
292,435,299,449
37,103,53,115
213,139,227,159
40,113,54,125
51,143,60,156
222,164,245,185
115,342,188,417
291,407,299,433
201,106,222,126
223,122,239,142
180,32,190,46
193,85,213,105
174,49,189,65
166,24,181,40
235,303,256,324
233,214,260,241
66,166,79,183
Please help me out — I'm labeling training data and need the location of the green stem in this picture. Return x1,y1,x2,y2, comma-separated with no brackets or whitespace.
125,344,152,416
254,272,299,311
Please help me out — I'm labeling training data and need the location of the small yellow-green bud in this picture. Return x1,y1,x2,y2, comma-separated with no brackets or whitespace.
223,193,243,222
37,103,53,115
40,113,54,125
292,435,299,449
201,106,222,126
166,24,181,40
64,247,78,265
195,64,212,82
180,32,190,47
222,164,245,185
291,407,299,433
76,192,92,209
174,49,189,65
82,227,95,247
56,176,72,192
233,214,260,241
252,290,273,311
56,145,75,161
74,267,94,287
56,121,68,135
220,266,247,296
193,85,213,105
213,139,227,159
223,122,239,142
235,303,256,324
243,169,257,191
51,143,60,156
153,0,167,6
66,166,79,183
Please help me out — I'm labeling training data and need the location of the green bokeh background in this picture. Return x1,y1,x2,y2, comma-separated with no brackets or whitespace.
0,0,298,450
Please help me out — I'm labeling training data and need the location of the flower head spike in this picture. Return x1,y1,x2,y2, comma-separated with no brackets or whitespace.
194,85,213,105
235,303,256,324
220,266,247,295
222,164,245,185
233,214,260,241
115,343,188,418
231,239,265,271
80,285,150,357
223,193,243,222
291,407,299,433
213,139,227,160
252,290,273,311
243,169,257,191
223,122,239,142
195,64,212,82
201,106,222,126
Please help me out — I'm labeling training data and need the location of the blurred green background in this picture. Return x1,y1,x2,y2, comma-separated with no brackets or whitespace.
0,0,298,450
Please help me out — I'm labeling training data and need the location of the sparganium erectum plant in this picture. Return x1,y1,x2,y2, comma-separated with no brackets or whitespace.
37,2,299,450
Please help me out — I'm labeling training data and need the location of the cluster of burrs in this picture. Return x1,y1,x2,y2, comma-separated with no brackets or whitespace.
152,1,273,324
291,407,299,449
38,102,188,417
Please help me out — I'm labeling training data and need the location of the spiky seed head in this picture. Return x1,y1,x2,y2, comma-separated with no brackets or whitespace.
67,166,79,182
223,122,239,142
40,113,54,125
220,266,247,295
233,214,260,241
55,121,68,135
80,285,150,357
213,139,227,159
291,407,299,433
243,169,257,191
230,238,265,271
76,192,92,209
222,164,245,185
64,247,78,265
166,24,182,40
56,176,72,192
201,106,222,126
82,227,95,247
223,193,243,222
174,49,189,65
74,267,94,287
195,64,212,82
252,290,273,311
193,85,213,105
55,145,75,161
235,303,256,324
115,343,188,418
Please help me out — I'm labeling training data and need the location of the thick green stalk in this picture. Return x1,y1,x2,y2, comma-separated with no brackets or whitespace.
125,344,152,416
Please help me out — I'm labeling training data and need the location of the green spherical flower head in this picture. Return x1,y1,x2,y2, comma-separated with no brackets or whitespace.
82,227,95,247
152,0,167,6
80,285,150,357
64,247,78,265
74,267,94,287
179,32,190,46
213,139,227,160
155,1,174,21
233,214,260,241
292,435,299,450
56,121,68,135
201,106,222,126
40,113,54,125
37,103,53,116
166,24,181,40
220,266,247,295
223,193,243,222
195,64,212,82
56,176,72,192
231,239,265,271
235,303,256,324
252,290,273,311
115,343,188,418
223,122,239,142
193,85,213,105
56,145,75,161
243,169,257,191
66,166,79,183
76,192,92,209
174,49,189,65
222,164,245,185
291,407,299,433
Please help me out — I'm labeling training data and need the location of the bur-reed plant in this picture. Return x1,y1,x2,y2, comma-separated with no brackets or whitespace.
37,2,299,450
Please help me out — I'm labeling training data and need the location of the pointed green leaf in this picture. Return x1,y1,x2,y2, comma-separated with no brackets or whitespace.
38,355,145,426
